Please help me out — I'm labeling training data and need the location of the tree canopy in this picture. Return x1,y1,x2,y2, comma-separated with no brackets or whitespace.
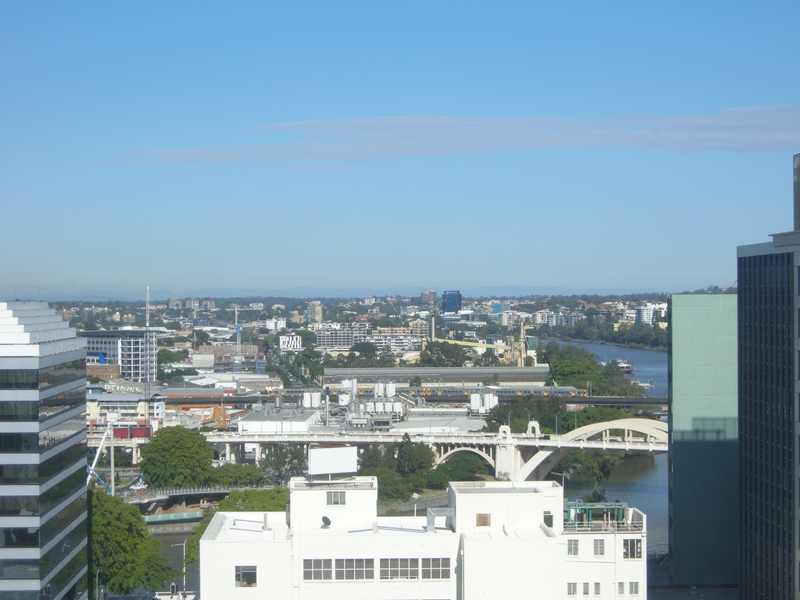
91,490,176,595
140,427,215,488
358,443,397,471
541,342,645,397
395,433,435,476
258,443,307,481
360,467,412,500
210,463,268,487
418,341,468,367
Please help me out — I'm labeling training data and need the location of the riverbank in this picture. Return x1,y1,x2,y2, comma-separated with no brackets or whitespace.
541,336,667,352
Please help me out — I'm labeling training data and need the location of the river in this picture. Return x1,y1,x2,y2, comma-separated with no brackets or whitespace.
545,338,668,397
547,339,669,556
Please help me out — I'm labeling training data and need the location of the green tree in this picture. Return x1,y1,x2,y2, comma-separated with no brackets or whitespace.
358,444,397,471
568,451,625,501
258,443,307,481
157,348,187,364
140,427,214,488
210,463,268,487
91,490,176,595
477,349,501,367
395,433,435,476
351,342,379,359
437,453,489,481
360,467,412,500
156,367,198,384
418,341,468,367
409,375,422,387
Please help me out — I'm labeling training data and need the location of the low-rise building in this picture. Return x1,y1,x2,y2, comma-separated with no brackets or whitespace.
200,477,647,599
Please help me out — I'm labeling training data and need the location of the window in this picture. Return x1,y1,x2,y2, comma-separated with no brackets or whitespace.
235,566,257,588
594,582,600,595
629,582,639,596
568,582,577,596
623,538,642,559
593,539,605,556
618,582,625,595
380,558,419,580
543,510,554,527
583,582,590,595
421,558,450,579
326,491,345,505
303,559,332,580
476,513,491,526
335,558,373,580
567,540,579,556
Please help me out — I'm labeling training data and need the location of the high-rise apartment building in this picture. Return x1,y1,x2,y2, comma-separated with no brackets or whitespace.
420,290,437,305
441,291,462,314
736,153,800,599
79,329,156,383
306,301,323,324
668,294,738,585
0,302,88,600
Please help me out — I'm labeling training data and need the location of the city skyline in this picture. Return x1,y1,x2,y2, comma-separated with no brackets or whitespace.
2,3,800,296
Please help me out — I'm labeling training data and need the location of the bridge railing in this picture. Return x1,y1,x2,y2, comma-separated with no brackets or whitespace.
562,520,645,533
122,484,274,499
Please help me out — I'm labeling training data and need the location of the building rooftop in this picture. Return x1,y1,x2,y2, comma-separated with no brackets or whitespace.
240,408,319,423
450,480,559,494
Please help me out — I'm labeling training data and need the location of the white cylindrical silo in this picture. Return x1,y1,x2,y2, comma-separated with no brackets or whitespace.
470,393,481,411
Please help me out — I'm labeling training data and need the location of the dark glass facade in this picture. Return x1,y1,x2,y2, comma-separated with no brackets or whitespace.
0,302,88,600
738,252,795,599
441,291,462,313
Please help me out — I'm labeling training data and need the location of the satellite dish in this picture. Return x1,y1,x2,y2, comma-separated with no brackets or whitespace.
322,516,331,528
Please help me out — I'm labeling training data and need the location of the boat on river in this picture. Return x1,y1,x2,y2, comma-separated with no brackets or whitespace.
599,359,635,373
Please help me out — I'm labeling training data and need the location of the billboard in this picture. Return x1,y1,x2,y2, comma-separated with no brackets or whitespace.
307,445,358,476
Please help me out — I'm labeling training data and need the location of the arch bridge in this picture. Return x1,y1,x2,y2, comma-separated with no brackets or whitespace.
200,418,667,482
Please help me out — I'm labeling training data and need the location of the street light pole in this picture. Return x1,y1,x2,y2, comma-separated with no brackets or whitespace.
95,567,102,600
172,539,188,594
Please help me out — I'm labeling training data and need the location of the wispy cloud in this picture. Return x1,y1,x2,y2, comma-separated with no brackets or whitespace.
254,164,356,172
126,106,800,164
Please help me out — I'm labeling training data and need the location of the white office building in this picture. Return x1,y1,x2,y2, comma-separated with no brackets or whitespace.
79,329,157,382
0,303,89,600
200,477,647,599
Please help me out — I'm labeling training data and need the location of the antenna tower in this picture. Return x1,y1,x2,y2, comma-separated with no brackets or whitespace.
145,286,151,407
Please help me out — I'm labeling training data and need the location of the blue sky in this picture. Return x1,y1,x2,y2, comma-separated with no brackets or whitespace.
2,2,799,299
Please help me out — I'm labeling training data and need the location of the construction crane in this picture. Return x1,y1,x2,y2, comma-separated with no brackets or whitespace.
86,427,113,493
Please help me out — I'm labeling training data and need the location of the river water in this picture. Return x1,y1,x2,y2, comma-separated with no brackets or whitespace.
545,338,668,397
547,339,669,556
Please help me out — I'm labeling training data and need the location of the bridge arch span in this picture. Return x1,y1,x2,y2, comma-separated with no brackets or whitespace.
434,447,495,470
560,418,667,443
516,418,667,482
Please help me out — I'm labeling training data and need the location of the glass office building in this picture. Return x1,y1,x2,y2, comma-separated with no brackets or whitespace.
441,291,462,314
0,302,88,600
736,153,800,600
668,294,738,585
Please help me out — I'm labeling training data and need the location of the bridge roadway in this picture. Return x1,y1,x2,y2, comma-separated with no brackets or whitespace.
205,417,668,482
87,418,667,482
